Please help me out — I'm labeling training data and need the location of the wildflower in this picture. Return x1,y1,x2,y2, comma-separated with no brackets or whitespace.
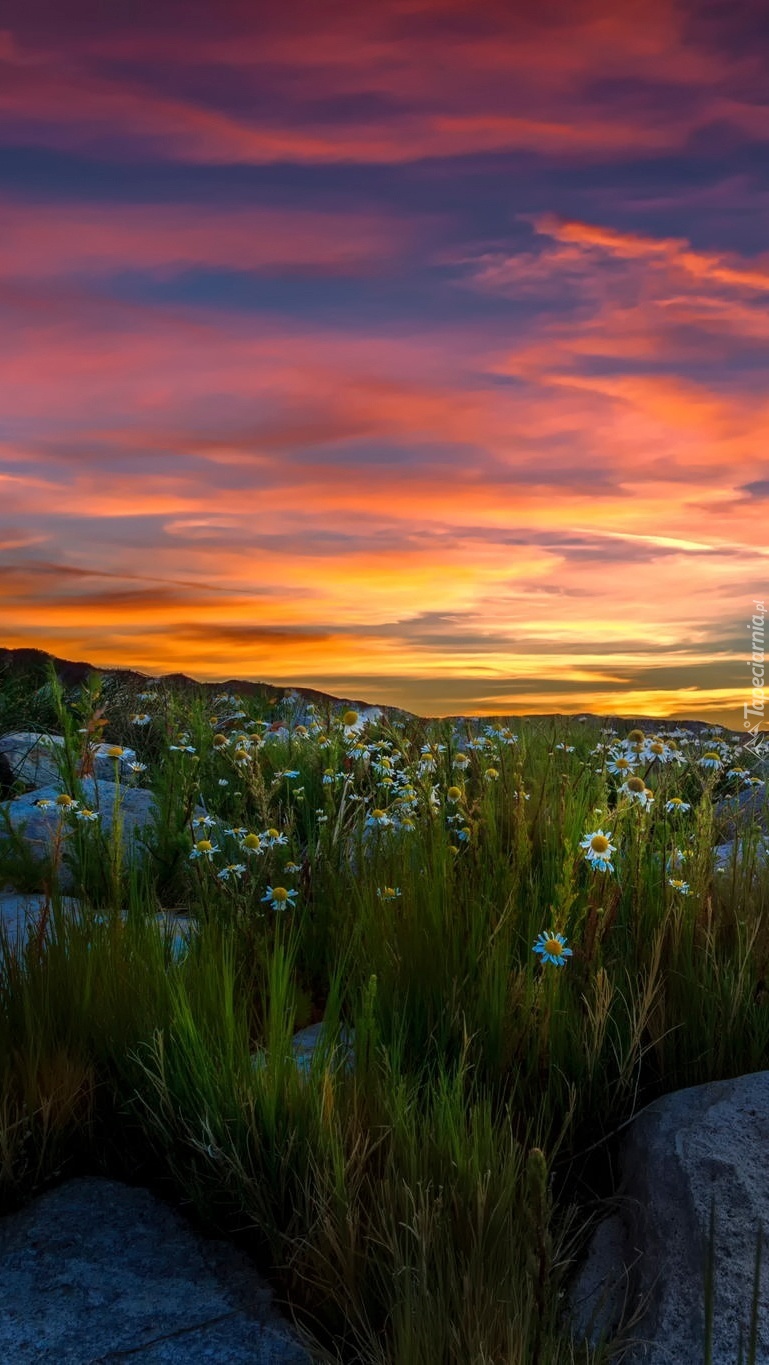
276,769,301,780
261,828,288,848
261,885,298,911
646,739,671,761
126,761,147,774
457,826,472,842
189,839,219,861
217,863,246,881
284,861,302,874
240,832,264,854
193,814,217,829
170,743,196,754
34,797,53,809
366,808,392,829
377,886,402,900
104,745,125,758
532,931,573,967
626,728,646,746
699,752,723,771
446,785,463,802
448,844,459,855
665,797,691,814
453,753,470,770
218,779,229,786
580,829,616,873
607,754,635,777
621,776,654,808
667,848,687,874
322,768,339,785
75,807,100,822
341,710,359,728
130,713,152,726
233,748,251,765
484,767,500,780
668,878,691,894
555,743,575,753
55,794,78,809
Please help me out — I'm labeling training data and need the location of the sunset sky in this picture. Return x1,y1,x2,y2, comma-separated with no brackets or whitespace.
1,1,767,725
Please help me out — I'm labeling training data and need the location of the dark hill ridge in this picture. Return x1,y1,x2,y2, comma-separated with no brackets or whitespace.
0,645,758,741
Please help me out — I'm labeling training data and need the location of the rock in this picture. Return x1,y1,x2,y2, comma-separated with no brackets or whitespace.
714,837,769,875
564,1072,769,1363
714,782,767,840
0,780,204,892
0,733,138,791
0,1176,312,1362
252,1022,355,1078
0,893,195,963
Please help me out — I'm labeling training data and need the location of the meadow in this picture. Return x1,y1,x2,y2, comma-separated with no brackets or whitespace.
1,659,768,1364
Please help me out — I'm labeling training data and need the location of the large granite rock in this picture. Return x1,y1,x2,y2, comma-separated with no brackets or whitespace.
0,780,202,892
565,1072,769,1363
0,1176,312,1362
0,733,138,790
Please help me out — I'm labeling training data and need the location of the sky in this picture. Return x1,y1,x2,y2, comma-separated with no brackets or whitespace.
1,0,768,726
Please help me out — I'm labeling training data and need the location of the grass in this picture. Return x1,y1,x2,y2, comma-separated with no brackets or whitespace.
0,657,768,1362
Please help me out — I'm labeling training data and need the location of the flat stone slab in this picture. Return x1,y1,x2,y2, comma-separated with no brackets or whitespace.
565,1072,769,1363
0,1177,312,1363
0,893,194,962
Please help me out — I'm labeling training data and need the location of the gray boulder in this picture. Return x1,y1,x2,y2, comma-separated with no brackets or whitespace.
1,780,204,892
252,1022,356,1078
0,1176,312,1362
714,837,769,876
0,733,138,790
564,1072,769,1363
0,893,194,963
714,782,767,840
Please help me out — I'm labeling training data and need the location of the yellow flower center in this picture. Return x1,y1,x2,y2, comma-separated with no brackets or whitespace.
544,937,564,956
233,749,249,761
626,776,646,793
615,757,631,770
485,767,499,779
590,834,610,853
650,742,665,755
213,735,228,748
56,794,75,806
447,786,462,800
243,833,261,849
271,887,288,902
703,751,721,762
627,729,645,744
266,828,280,839
196,840,213,852
455,754,469,766
371,809,386,819
106,745,124,757
342,710,359,726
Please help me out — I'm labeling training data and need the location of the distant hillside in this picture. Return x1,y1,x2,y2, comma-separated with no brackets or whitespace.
0,646,413,724
0,645,756,739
